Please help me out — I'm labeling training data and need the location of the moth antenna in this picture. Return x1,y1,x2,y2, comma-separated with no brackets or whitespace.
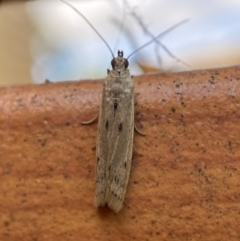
61,0,114,58
127,18,189,60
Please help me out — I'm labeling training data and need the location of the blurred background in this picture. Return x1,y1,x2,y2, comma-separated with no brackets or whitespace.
0,0,240,86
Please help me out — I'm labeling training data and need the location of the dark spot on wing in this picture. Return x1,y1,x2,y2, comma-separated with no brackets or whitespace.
119,123,123,132
114,102,118,110
124,162,127,168
106,120,108,130
111,191,122,200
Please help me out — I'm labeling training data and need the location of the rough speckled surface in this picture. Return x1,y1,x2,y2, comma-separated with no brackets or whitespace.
0,66,240,241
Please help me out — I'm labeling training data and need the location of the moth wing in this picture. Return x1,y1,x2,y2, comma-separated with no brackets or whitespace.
94,81,109,207
105,77,134,212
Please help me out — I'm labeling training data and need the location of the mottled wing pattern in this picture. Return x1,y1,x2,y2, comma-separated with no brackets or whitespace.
95,69,134,212
94,81,109,207
104,72,134,212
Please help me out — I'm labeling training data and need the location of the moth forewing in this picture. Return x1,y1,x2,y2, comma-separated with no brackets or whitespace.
95,52,134,212
94,84,108,207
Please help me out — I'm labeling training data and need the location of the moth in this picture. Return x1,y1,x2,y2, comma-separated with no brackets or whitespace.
61,0,188,212
95,49,136,212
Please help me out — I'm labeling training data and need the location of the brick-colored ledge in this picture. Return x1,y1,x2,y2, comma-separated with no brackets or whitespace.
0,66,240,240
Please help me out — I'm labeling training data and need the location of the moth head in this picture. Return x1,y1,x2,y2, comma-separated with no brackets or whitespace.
111,50,129,69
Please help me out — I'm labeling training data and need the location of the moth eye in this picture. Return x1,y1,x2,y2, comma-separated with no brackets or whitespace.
118,123,123,132
124,59,129,68
114,102,118,110
124,162,127,168
111,58,116,68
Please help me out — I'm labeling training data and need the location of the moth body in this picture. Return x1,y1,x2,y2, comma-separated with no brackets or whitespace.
95,50,134,212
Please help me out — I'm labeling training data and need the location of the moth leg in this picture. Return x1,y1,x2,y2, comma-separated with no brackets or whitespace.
134,124,146,136
123,200,130,209
82,115,98,150
81,114,98,125
133,145,143,156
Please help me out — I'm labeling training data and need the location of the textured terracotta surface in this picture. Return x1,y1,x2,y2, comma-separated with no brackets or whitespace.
0,66,240,241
